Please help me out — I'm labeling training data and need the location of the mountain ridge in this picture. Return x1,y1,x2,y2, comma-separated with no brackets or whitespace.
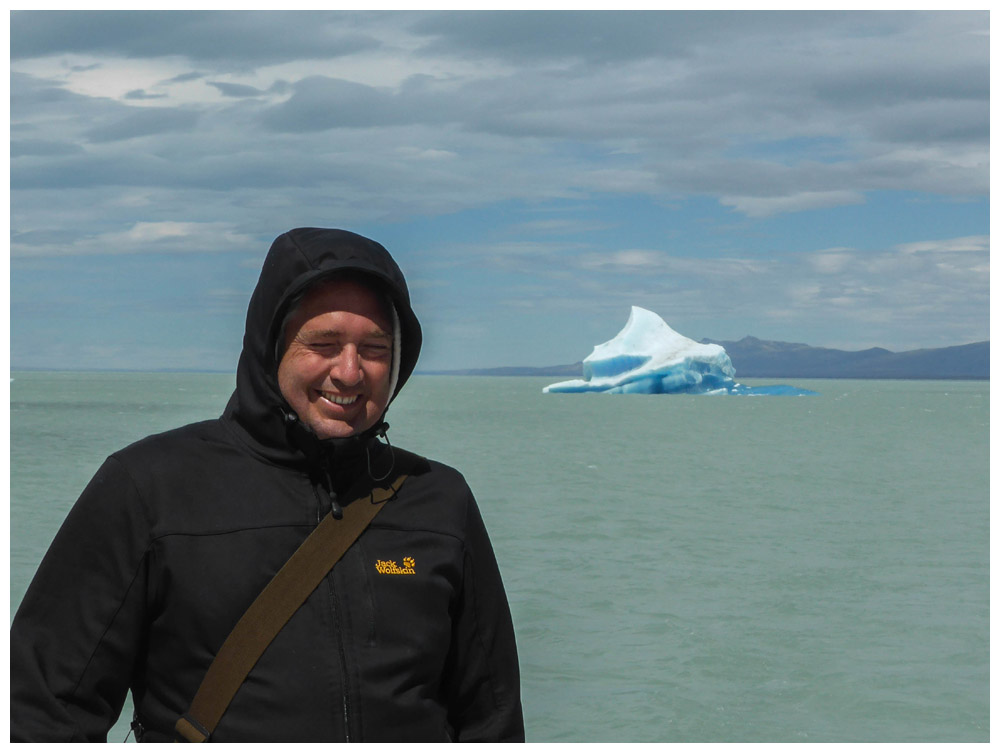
419,339,989,379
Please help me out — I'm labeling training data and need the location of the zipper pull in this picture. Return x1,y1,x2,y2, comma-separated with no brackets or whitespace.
325,469,343,520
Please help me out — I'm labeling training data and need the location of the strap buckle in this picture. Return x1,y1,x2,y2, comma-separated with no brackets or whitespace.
175,713,211,743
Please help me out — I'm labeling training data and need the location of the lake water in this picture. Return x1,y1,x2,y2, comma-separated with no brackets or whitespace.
9,372,989,742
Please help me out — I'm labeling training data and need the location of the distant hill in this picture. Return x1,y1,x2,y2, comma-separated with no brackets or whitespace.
702,337,989,380
418,339,989,380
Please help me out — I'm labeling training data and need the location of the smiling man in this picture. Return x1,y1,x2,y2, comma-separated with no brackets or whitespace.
277,276,396,440
10,228,524,742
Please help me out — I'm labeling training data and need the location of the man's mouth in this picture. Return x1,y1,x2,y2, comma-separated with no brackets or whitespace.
319,391,360,406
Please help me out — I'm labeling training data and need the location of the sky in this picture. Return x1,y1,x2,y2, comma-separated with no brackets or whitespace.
9,10,990,372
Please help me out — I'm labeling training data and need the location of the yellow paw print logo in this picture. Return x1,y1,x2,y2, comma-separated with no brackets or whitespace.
403,557,415,569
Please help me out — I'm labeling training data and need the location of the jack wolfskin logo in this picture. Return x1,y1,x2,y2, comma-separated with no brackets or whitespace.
375,557,416,575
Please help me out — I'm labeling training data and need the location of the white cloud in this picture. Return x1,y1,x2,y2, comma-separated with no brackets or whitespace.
507,218,611,235
896,235,989,254
533,232,989,350
809,250,855,274
395,146,458,161
577,249,770,278
120,221,208,242
588,249,664,268
11,221,256,256
719,191,866,218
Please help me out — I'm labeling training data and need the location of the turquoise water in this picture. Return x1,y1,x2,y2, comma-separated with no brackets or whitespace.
10,373,989,742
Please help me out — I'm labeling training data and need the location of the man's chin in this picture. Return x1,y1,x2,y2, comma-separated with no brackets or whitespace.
315,424,359,440
310,415,375,440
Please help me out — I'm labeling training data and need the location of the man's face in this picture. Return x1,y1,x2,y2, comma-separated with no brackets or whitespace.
277,278,394,439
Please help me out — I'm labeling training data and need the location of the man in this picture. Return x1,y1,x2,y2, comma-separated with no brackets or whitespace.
10,228,524,742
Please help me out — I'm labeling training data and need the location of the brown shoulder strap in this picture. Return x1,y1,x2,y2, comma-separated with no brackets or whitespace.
174,472,409,743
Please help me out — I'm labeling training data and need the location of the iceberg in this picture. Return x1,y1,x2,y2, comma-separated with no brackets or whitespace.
543,307,817,396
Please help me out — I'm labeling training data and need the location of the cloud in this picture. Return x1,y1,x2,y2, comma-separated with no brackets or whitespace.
208,81,266,98
394,146,457,161
480,231,989,349
895,235,988,254
10,70,82,106
10,12,988,219
507,218,611,235
11,10,382,64
412,10,697,63
720,191,866,217
82,107,200,143
259,76,423,132
124,88,167,100
162,71,205,84
576,249,771,279
11,221,257,257
10,139,86,157
411,10,907,65
8,10,989,368
809,249,855,274
767,236,990,345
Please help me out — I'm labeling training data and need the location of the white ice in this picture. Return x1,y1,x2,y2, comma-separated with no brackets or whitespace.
543,306,816,396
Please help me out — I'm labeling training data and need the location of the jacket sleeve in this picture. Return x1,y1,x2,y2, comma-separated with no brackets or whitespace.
10,456,152,742
444,492,525,742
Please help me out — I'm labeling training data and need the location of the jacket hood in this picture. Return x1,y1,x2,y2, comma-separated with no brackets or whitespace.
223,228,422,466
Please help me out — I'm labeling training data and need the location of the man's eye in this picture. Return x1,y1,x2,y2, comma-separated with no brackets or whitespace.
361,344,390,358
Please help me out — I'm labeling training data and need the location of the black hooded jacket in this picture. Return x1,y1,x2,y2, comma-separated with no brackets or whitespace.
10,229,524,742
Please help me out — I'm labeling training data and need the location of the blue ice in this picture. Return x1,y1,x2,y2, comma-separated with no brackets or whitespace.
543,307,817,396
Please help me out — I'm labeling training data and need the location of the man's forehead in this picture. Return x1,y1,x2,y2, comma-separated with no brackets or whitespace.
295,276,392,324
297,323,392,339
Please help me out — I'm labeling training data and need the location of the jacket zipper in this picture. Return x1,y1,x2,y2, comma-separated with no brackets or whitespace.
314,466,353,742
329,558,353,742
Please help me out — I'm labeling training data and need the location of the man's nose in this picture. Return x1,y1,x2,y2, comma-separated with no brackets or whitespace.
330,345,362,386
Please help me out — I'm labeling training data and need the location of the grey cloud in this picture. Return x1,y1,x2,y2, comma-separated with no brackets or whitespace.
10,71,80,106
162,71,206,84
11,135,390,193
11,227,86,249
813,63,988,108
124,89,168,100
412,10,698,63
391,29,986,159
11,139,86,157
866,99,988,145
12,72,127,146
410,10,897,64
259,76,421,132
11,10,382,64
208,81,266,98
11,150,252,191
8,10,989,224
412,11,784,61
83,108,200,143
12,152,173,190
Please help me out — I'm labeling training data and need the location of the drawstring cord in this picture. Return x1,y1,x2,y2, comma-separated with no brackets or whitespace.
367,423,395,483
126,713,143,742
286,412,396,503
